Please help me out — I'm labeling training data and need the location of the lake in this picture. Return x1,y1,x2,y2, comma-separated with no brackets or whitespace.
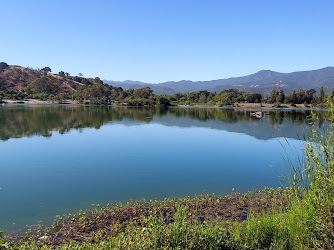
0,105,328,233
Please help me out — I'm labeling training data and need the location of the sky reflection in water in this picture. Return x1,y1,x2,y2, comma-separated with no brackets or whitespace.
0,106,326,232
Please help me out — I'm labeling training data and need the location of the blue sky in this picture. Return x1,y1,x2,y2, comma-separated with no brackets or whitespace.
1,0,333,83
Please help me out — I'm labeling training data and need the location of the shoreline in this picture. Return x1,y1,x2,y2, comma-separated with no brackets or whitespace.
178,102,308,109
1,99,316,109
2,188,288,247
1,99,80,105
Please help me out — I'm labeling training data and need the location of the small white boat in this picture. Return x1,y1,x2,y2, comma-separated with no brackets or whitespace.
250,111,264,118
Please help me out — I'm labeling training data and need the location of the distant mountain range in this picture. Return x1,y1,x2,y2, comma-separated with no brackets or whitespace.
104,67,334,94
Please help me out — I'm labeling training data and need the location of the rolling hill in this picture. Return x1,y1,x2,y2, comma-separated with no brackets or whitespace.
0,64,87,93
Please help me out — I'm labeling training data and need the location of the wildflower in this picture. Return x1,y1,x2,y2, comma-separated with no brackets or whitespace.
189,212,191,216
232,188,235,191
258,221,261,223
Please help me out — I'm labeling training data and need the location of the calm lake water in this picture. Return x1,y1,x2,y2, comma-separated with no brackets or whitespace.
0,105,328,233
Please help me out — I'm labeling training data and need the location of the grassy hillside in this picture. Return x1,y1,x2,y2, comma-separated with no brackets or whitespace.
0,64,90,93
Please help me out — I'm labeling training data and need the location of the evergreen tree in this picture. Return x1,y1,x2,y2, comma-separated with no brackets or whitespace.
318,87,325,103
305,89,316,104
276,89,285,103
269,88,278,103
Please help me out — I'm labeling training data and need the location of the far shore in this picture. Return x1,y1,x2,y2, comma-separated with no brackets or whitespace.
1,99,313,109
181,102,308,108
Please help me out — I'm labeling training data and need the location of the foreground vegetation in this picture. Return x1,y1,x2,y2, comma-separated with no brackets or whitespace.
1,189,290,249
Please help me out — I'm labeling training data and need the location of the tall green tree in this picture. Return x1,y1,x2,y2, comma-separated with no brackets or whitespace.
25,78,60,95
286,91,297,104
187,92,200,103
156,95,170,106
318,87,325,103
215,92,229,105
305,89,316,104
276,89,285,103
75,83,111,102
198,93,207,103
133,87,153,99
268,88,278,103
243,92,262,103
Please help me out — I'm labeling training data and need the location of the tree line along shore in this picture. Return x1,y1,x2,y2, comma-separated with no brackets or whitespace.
0,62,332,108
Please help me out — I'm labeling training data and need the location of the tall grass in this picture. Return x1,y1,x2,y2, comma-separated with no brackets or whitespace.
232,93,334,249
